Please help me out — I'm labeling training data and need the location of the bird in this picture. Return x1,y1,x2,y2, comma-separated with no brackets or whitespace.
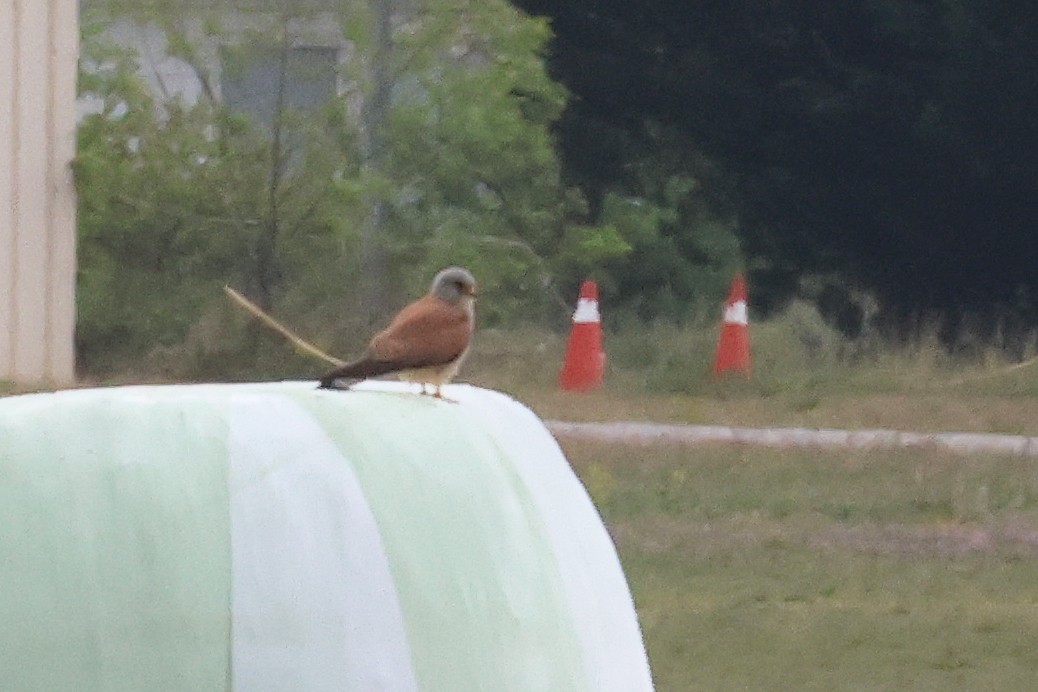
318,266,477,397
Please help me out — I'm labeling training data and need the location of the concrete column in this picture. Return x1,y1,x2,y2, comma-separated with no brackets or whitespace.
0,0,78,386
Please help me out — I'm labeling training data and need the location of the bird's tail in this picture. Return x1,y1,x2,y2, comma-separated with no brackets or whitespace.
318,358,400,389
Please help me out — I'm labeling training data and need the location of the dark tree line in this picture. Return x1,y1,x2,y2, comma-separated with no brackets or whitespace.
512,0,1038,349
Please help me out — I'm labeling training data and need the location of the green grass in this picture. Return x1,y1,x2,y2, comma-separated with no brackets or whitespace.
561,440,1038,690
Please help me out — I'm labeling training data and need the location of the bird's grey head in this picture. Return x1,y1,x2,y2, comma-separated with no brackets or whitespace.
431,266,477,303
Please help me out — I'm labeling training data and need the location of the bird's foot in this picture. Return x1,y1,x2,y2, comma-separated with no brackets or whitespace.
430,386,459,404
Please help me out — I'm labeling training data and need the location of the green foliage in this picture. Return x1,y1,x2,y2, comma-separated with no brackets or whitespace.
587,143,744,323
76,60,216,369
76,0,748,378
519,0,1038,344
76,13,363,375
376,0,627,325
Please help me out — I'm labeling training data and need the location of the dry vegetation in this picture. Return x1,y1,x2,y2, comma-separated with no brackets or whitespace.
469,306,1038,435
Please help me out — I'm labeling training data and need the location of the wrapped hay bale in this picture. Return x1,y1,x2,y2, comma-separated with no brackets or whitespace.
0,382,652,691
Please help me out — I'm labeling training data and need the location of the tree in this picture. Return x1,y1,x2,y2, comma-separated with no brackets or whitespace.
76,0,627,376
511,0,1038,346
76,14,364,374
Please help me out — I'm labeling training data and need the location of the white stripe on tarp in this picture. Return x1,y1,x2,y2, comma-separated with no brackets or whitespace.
229,394,418,692
449,386,655,691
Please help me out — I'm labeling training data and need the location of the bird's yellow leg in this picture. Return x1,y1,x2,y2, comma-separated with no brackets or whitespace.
432,385,459,403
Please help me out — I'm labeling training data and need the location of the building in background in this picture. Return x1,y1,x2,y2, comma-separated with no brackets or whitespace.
78,7,354,129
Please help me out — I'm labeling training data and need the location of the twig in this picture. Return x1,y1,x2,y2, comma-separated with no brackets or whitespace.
223,285,345,367
942,353,1038,386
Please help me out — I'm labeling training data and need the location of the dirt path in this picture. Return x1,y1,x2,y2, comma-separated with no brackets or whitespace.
549,420,1038,558
546,420,1038,457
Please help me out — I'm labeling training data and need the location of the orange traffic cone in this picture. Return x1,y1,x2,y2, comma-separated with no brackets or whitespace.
713,273,751,376
559,280,606,391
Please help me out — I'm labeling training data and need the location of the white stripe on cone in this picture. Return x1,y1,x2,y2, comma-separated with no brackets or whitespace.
723,299,748,326
572,298,601,324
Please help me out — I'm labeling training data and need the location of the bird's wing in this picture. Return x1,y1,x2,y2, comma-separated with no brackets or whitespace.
367,294,472,368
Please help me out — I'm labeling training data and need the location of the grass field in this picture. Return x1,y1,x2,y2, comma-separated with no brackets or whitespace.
556,440,1038,690
477,317,1038,691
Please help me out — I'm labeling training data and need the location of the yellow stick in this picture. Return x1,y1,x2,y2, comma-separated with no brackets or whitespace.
223,285,345,367
942,353,1038,386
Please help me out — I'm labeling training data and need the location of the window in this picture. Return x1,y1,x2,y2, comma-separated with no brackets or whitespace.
220,45,339,130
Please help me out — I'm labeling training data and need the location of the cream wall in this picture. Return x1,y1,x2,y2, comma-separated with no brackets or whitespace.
0,0,78,385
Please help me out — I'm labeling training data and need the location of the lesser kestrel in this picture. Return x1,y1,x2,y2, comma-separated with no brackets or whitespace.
318,266,477,397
